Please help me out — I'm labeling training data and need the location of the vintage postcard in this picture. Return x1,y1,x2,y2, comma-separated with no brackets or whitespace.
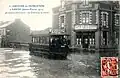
0,0,119,78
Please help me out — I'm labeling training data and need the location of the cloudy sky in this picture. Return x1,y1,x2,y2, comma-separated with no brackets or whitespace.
0,0,61,30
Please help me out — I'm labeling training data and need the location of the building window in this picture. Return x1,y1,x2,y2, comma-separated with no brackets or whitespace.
83,0,89,6
101,12,108,28
80,11,92,24
60,15,65,28
82,13,89,23
103,14,107,21
114,32,119,45
61,16,64,23
61,0,65,8
115,14,120,26
103,31,108,45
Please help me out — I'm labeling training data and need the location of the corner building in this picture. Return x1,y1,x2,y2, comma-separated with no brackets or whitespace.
52,0,120,50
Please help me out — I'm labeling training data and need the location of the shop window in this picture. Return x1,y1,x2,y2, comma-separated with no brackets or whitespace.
85,38,88,44
76,38,82,45
89,38,95,45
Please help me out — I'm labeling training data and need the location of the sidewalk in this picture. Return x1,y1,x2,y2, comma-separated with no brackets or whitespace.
0,48,14,51
67,52,100,77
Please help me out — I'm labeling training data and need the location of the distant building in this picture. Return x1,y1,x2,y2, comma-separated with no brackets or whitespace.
52,0,120,49
0,19,31,47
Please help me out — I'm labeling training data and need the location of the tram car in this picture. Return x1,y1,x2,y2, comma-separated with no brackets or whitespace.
29,31,70,59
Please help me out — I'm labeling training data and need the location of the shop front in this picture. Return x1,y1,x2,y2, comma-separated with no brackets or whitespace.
76,32,95,48
74,24,97,49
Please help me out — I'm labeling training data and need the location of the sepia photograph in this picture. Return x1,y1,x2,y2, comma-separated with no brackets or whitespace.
0,0,119,78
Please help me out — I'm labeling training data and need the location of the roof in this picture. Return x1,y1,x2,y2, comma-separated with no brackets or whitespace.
31,28,70,37
0,19,29,28
0,21,14,28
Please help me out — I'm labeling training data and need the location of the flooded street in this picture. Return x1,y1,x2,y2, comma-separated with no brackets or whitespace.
0,48,100,78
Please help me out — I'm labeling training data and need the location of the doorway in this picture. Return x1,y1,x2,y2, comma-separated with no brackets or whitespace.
76,32,95,48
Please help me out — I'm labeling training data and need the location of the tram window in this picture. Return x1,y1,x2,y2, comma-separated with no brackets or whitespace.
50,38,53,43
37,37,39,43
32,37,35,43
33,37,38,43
39,38,41,43
47,37,49,44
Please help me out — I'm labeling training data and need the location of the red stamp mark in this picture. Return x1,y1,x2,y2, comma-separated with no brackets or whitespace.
101,57,118,78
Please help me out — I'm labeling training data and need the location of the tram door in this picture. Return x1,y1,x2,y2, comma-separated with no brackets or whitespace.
76,32,95,48
82,32,95,48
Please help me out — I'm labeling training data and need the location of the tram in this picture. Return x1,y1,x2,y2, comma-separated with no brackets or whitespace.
29,31,70,59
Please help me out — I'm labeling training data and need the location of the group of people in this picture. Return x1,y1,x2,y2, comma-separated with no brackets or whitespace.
50,36,69,52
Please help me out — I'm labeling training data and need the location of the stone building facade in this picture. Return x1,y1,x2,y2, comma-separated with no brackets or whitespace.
52,0,120,49
0,19,31,47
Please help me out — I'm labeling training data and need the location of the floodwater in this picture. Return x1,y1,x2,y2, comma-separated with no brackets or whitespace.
0,48,100,78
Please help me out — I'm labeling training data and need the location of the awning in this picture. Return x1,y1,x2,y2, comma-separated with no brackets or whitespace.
50,33,70,36
74,29,97,32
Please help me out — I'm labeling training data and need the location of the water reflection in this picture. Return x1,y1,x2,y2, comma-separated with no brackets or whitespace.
0,49,100,78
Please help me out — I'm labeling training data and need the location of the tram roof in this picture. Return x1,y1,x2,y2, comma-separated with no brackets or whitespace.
31,33,49,37
50,33,70,36
31,29,50,37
